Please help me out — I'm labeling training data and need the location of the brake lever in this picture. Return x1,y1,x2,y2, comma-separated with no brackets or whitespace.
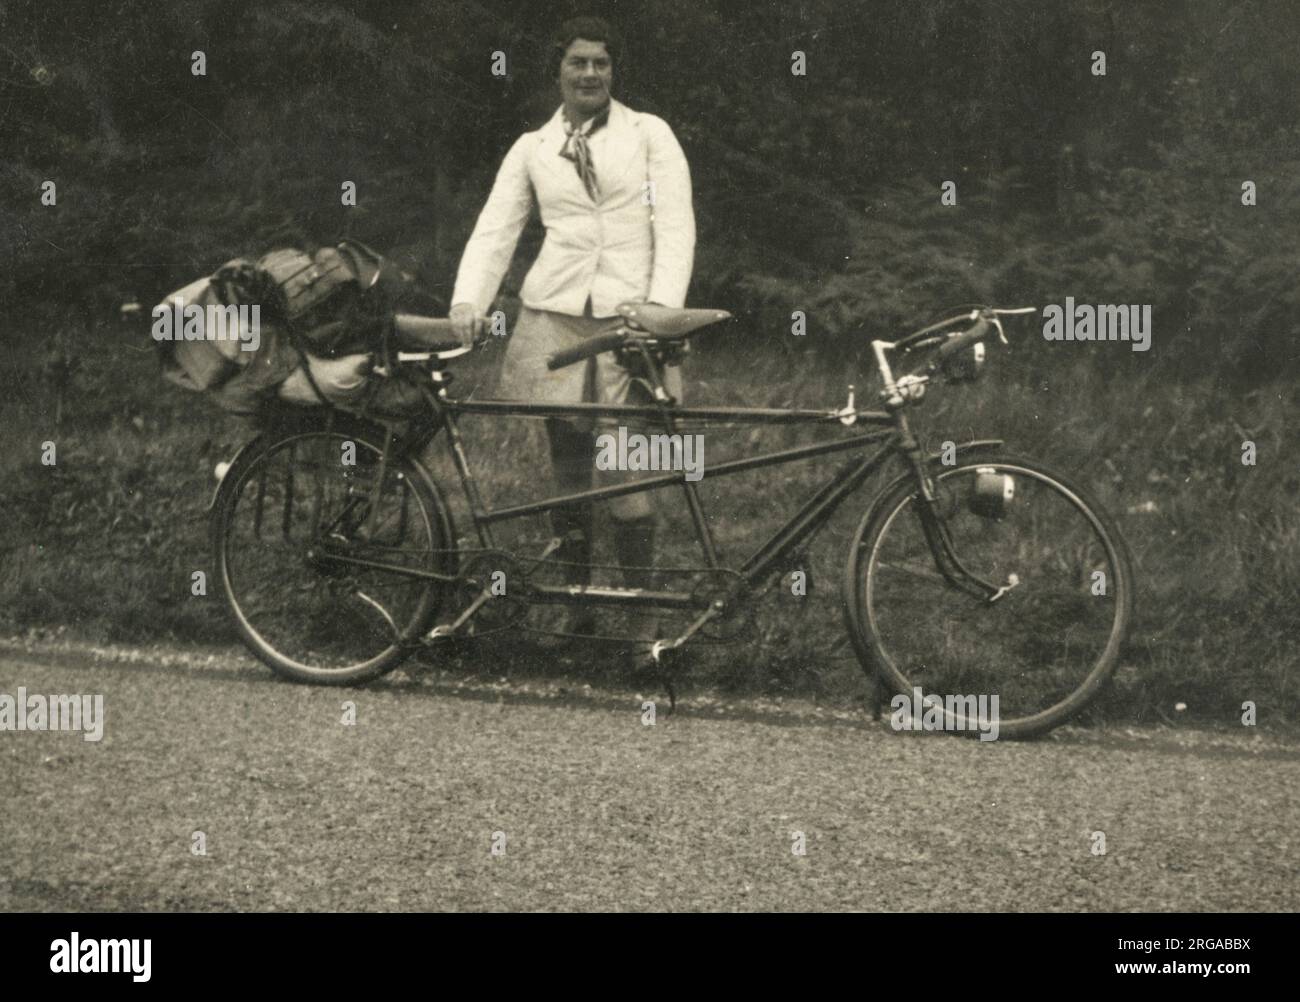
987,306,1037,346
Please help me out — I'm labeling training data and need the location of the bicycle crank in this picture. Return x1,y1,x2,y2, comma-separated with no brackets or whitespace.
427,552,528,640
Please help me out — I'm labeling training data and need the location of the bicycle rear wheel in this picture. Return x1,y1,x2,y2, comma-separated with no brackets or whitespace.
211,419,456,684
843,453,1134,739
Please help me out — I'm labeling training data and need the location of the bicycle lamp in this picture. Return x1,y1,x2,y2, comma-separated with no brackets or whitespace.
968,467,1015,519
941,340,985,382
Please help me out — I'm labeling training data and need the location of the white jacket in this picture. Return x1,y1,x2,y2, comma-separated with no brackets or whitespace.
452,99,696,318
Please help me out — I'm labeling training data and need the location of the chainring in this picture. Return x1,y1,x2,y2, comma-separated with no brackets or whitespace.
690,567,751,641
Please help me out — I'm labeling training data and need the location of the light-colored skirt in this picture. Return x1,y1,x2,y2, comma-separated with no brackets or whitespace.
497,307,683,427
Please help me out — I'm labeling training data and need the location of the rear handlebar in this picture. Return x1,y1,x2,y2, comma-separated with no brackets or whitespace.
546,330,628,371
394,313,457,347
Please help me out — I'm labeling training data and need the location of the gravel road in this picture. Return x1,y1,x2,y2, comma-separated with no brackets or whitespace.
2,643,1296,911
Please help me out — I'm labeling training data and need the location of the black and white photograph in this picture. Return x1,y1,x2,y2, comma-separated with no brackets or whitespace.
0,0,1293,980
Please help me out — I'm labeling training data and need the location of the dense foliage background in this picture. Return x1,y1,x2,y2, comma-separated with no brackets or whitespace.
3,0,1299,375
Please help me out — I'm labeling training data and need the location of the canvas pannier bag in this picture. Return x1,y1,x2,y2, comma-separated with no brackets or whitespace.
258,247,355,350
257,240,386,356
273,351,426,417
277,353,373,408
153,260,298,415
155,274,253,391
154,240,417,417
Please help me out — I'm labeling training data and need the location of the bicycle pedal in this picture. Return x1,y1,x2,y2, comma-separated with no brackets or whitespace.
649,638,689,671
534,536,563,562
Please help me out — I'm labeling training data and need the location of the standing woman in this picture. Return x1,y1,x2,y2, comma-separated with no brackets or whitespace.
449,16,696,631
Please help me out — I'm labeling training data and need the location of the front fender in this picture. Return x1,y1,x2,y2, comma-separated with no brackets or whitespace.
860,438,1006,529
926,438,1003,465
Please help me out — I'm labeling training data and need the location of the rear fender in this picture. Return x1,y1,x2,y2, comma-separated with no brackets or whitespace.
207,436,261,512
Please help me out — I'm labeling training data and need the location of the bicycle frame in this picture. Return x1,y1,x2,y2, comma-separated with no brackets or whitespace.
369,343,934,617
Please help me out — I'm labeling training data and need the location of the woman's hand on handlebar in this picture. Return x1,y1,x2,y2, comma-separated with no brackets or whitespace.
449,302,486,347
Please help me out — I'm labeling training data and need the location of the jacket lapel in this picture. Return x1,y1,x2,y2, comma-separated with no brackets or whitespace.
596,99,642,198
534,106,583,193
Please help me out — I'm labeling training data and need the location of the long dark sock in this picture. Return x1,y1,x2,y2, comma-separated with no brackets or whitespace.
613,516,657,591
546,418,594,584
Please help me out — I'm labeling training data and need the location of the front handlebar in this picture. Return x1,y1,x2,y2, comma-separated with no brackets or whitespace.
891,306,1037,354
871,305,1036,407
935,318,993,361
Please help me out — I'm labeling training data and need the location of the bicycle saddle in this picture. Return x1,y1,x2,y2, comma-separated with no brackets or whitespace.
616,302,732,338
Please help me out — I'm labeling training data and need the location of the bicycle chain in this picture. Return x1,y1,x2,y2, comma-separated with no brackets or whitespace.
423,540,752,645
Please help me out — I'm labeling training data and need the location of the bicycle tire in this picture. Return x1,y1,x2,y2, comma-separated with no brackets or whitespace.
842,453,1135,739
211,416,457,685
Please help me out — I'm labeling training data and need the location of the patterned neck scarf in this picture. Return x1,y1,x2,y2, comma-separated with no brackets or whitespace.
559,104,610,202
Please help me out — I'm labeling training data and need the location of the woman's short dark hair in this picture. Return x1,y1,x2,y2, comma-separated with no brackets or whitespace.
551,16,623,76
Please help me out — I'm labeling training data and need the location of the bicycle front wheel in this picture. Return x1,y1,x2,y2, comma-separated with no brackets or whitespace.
844,453,1134,739
211,420,456,685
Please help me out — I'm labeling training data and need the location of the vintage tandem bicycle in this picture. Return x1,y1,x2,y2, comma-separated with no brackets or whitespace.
209,301,1134,738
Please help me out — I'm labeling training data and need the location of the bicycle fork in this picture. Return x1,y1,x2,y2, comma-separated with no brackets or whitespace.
898,419,1016,604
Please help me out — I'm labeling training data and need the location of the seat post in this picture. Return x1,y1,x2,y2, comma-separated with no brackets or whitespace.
625,340,720,569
